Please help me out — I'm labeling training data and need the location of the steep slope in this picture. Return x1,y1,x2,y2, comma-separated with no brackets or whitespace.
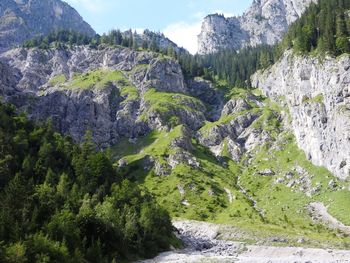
1,44,350,249
0,102,175,262
0,46,221,147
113,87,350,248
198,0,317,54
0,0,95,51
252,51,350,180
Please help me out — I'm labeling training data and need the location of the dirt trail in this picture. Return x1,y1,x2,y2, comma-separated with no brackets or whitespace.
140,220,350,263
309,202,350,235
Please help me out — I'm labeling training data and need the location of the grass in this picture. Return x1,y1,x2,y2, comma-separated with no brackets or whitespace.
140,89,205,126
48,69,139,101
302,93,324,104
318,190,350,226
113,125,184,164
198,88,265,135
123,123,350,247
109,84,350,248
213,116,350,247
67,70,125,90
49,74,66,86
112,125,244,221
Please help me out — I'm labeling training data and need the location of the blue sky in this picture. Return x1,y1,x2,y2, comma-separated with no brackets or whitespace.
64,0,252,53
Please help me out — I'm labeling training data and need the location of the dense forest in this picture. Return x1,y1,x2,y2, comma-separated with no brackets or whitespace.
23,28,177,55
0,103,175,262
282,0,350,55
194,45,280,88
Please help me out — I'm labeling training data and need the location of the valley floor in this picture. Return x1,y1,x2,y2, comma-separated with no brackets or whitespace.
141,220,350,263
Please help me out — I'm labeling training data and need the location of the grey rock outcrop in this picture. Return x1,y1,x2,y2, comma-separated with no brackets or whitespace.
221,98,251,116
188,77,224,121
252,51,350,179
0,46,209,147
198,111,260,149
198,0,317,54
0,0,95,51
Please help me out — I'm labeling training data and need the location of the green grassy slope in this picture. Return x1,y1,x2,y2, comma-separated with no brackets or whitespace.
112,89,350,248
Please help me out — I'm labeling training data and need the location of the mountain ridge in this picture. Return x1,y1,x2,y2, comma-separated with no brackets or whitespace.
0,0,95,51
198,0,317,54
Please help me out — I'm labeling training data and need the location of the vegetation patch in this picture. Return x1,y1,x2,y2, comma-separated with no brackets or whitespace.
48,74,66,86
67,70,125,90
0,103,176,262
141,88,205,126
302,94,324,104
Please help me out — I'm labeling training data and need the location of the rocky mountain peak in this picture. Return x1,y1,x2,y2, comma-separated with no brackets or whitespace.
0,0,95,51
198,0,317,54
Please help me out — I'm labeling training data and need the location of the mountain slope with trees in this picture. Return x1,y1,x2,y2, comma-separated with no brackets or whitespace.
282,0,350,55
0,103,175,262
182,0,350,88
1,0,350,261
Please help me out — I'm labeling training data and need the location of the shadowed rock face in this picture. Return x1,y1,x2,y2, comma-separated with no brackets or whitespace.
198,0,317,54
252,51,350,179
0,0,95,51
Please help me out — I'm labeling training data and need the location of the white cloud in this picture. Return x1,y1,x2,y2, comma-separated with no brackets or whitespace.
163,8,236,54
163,21,202,54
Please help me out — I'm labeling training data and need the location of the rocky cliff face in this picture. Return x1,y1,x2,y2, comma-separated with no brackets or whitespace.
252,51,350,179
0,0,95,51
198,0,317,54
2,44,350,231
0,46,222,147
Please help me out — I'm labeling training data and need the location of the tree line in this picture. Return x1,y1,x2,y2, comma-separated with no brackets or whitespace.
0,103,175,262
23,29,178,55
179,0,350,87
22,0,350,89
282,0,350,55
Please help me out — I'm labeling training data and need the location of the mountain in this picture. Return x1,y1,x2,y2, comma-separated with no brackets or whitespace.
1,0,350,261
252,51,350,179
198,0,317,54
0,46,207,148
2,44,350,248
0,0,95,51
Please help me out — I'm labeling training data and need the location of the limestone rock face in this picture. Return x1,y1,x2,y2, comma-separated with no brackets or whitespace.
252,51,350,179
187,77,224,121
0,46,210,147
0,0,95,51
198,0,317,54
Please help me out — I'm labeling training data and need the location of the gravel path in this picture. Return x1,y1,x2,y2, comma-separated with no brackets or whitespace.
140,220,350,263
308,202,350,235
